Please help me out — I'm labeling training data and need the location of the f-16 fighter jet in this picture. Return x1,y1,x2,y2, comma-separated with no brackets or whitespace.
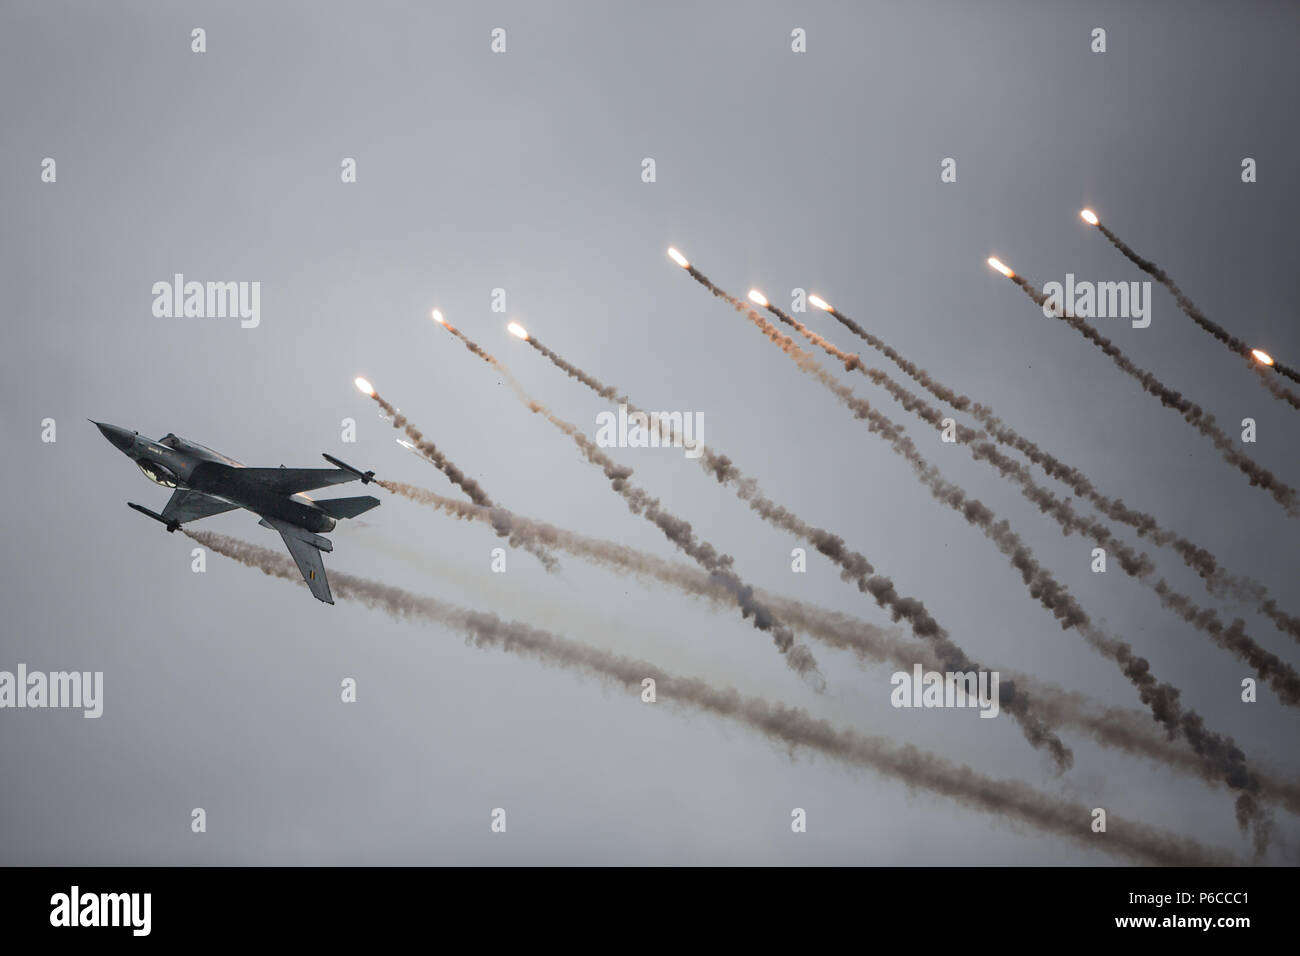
93,422,379,604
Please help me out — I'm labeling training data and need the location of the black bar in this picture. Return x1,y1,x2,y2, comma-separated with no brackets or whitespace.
0,865,1285,942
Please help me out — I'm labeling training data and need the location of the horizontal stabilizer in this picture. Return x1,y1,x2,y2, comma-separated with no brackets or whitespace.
258,516,332,552
314,495,381,520
259,516,334,604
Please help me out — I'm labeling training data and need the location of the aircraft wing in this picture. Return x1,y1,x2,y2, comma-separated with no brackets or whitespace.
160,489,240,525
240,467,360,495
261,518,334,604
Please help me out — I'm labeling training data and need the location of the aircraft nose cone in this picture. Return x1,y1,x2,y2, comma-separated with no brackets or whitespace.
93,421,135,453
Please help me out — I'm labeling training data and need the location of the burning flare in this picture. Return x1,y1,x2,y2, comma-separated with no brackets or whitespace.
507,322,529,341
808,294,832,312
987,257,1015,278
354,377,376,397
747,289,769,307
1252,349,1275,367
431,309,446,325
1080,208,1100,226
667,247,690,269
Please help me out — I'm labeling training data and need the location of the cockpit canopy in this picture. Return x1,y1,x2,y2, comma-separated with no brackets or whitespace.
158,433,242,466
137,459,179,487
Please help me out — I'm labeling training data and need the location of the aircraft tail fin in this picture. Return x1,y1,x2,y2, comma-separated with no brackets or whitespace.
314,495,381,520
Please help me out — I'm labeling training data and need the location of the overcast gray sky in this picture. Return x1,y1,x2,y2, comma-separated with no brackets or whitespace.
2,0,1297,864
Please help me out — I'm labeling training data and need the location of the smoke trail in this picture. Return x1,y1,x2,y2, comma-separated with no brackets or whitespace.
753,298,865,374
814,298,1300,643
1082,626,1271,851
764,300,1151,574
761,300,1300,704
1028,686,1300,817
432,323,826,690
1093,219,1300,403
525,336,621,401
186,528,1236,865
362,387,558,571
678,258,1273,848
367,390,493,506
1251,363,1300,410
380,482,1300,816
1002,270,1299,517
521,333,1072,769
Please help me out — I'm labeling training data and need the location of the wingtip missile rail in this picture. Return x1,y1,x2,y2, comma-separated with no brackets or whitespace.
321,453,376,485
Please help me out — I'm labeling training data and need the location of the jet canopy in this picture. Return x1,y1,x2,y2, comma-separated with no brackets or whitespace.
159,433,242,466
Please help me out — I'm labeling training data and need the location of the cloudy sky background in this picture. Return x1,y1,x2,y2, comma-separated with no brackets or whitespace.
2,0,1297,864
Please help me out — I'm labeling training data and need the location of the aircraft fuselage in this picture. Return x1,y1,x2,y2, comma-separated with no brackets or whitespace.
98,425,335,533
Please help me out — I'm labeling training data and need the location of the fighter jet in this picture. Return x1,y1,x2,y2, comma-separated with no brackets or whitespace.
94,422,380,604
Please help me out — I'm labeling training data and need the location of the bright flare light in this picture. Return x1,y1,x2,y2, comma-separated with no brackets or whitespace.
396,439,416,449
987,257,1015,278
667,247,690,268
808,294,831,312
747,289,769,307
1080,209,1099,226
354,377,376,396
507,322,529,340
431,309,446,325
1251,348,1275,366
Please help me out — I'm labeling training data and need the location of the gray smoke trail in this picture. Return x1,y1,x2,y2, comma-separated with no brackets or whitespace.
1082,626,1271,851
814,299,1300,643
186,528,1236,865
679,260,1273,849
526,336,622,401
381,482,1300,816
368,390,493,507
762,301,1300,705
1093,218,1300,404
1251,363,1300,409
432,324,826,690
1002,271,1299,517
1027,686,1300,817
763,301,1152,576
364,389,559,572
522,333,1072,769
